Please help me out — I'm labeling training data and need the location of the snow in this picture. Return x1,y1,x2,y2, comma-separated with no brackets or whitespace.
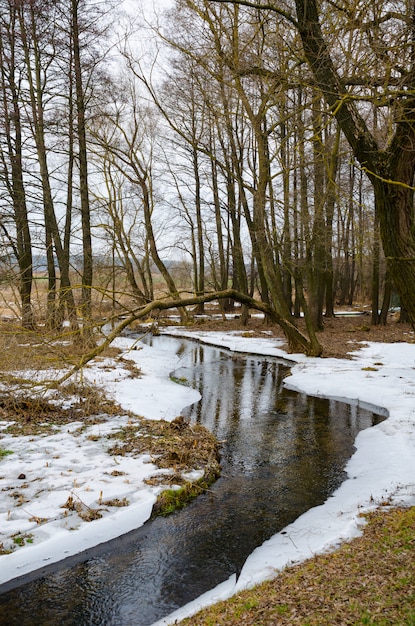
1,327,415,626
0,338,200,586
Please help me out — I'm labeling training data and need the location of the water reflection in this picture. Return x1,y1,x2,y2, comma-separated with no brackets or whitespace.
0,335,384,626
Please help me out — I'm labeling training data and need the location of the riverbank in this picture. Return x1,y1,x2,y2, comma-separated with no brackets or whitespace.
1,318,415,625
152,325,415,625
180,504,415,625
0,331,205,587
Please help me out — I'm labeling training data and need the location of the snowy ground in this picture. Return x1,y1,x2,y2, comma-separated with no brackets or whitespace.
0,334,201,587
1,326,415,626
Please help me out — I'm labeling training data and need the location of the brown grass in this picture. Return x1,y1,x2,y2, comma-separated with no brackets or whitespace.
107,415,221,516
0,321,122,371
0,320,136,435
166,310,414,360
108,415,221,473
0,321,221,520
182,505,415,626
0,382,123,436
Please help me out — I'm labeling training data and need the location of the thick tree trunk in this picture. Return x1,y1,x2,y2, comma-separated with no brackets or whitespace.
379,271,392,326
294,0,415,328
375,176,415,325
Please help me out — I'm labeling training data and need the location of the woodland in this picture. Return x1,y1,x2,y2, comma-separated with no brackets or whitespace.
1,0,415,358
1,4,415,622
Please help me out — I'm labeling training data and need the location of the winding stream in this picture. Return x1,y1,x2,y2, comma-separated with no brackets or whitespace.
0,335,384,625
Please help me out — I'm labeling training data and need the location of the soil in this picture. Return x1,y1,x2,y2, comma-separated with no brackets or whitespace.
183,312,415,359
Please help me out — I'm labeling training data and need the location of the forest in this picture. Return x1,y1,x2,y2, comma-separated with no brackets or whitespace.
1,0,415,356
1,4,415,623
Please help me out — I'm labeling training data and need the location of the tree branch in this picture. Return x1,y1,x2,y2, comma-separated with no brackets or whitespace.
209,0,298,27
54,289,322,386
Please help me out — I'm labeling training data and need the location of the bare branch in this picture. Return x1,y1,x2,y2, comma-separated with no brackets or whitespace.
54,289,322,387
208,0,298,27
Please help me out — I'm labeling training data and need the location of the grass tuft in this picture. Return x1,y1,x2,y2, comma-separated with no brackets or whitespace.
0,448,14,459
152,463,220,518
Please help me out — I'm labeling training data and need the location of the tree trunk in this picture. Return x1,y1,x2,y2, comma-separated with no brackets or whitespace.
294,0,415,328
308,97,326,330
210,143,228,293
0,11,34,328
371,204,380,325
71,0,93,328
193,145,205,313
379,271,392,326
17,1,79,332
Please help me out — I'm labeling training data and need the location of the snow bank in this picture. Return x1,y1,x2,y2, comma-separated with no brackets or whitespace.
152,335,415,625
1,328,414,626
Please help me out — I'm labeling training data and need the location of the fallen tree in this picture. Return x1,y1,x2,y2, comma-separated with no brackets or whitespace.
55,288,323,387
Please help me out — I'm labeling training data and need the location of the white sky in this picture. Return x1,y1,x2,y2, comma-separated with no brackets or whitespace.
1,323,415,625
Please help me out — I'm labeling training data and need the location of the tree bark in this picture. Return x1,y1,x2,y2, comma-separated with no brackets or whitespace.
294,0,415,327
0,8,34,328
71,0,93,326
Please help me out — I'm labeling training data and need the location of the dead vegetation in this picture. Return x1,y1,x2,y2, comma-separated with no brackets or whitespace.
0,320,139,435
0,321,140,397
0,321,118,370
182,505,415,626
167,310,415,360
0,320,222,523
62,494,103,522
108,415,221,475
106,415,221,516
0,385,123,436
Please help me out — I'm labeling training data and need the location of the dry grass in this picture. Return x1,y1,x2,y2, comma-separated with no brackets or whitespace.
61,494,103,522
183,505,415,626
169,310,415,360
0,321,221,519
0,321,134,435
0,388,122,436
107,415,221,516
108,415,221,473
0,321,121,372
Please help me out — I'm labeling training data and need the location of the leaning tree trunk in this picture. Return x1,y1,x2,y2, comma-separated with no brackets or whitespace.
56,288,324,387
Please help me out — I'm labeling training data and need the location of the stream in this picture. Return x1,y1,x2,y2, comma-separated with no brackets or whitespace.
0,334,384,625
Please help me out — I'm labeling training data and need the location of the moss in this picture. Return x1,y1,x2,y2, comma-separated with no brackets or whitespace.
151,462,221,518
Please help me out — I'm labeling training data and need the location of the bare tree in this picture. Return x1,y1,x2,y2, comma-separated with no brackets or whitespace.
0,1,34,328
91,85,184,307
159,0,323,351
292,0,415,325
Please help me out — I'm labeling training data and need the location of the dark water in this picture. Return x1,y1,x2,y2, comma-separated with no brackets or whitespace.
0,335,385,626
